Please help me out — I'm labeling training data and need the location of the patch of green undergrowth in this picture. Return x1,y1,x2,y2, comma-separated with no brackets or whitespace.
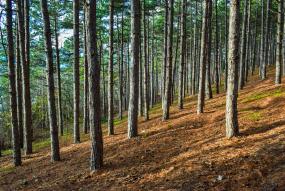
0,166,15,174
247,111,262,121
242,88,285,103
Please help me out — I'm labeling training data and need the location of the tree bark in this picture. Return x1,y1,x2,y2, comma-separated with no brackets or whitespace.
238,0,249,90
143,0,149,121
41,0,60,162
73,0,80,143
108,0,114,135
7,0,22,166
226,0,240,138
162,0,174,120
275,0,284,84
197,0,210,114
86,0,103,171
54,16,63,136
128,0,140,138
178,0,186,109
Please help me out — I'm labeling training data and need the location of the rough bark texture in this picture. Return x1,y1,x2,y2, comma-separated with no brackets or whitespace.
197,0,210,114
73,0,80,143
7,0,22,166
226,0,240,138
108,0,114,135
275,0,284,84
86,0,103,171
206,0,213,100
162,0,174,120
41,0,60,162
128,0,140,138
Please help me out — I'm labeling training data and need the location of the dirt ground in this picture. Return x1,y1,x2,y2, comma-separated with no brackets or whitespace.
1,70,285,191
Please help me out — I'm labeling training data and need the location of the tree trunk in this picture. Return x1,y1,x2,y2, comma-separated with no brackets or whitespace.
197,0,210,114
54,16,63,136
214,0,219,94
226,0,240,138
238,0,249,90
143,0,149,121
6,0,22,166
162,0,168,109
86,0,103,171
178,0,186,109
128,0,140,138
162,0,174,120
108,0,114,135
17,0,32,155
41,0,60,162
73,0,80,143
275,0,284,84
16,23,23,148
206,0,213,100
224,0,228,91
83,7,89,134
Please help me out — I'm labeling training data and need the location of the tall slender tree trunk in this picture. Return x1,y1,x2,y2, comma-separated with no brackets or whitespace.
214,0,219,94
41,0,60,161
225,0,240,138
108,0,114,135
16,23,23,148
191,0,198,95
275,0,284,84
245,0,251,82
17,0,32,155
143,0,149,120
197,0,210,114
73,0,80,143
206,0,213,100
6,0,22,166
54,16,63,136
119,8,124,120
178,0,186,109
238,0,249,90
128,0,140,138
162,0,168,108
162,0,174,120
83,7,89,134
86,0,103,171
224,0,228,90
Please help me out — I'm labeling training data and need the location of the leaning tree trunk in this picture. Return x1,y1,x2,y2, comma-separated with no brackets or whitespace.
225,0,240,138
86,0,103,171
6,0,22,166
275,0,284,84
128,0,140,138
178,0,186,109
41,0,60,162
197,0,210,114
108,0,114,135
162,0,174,120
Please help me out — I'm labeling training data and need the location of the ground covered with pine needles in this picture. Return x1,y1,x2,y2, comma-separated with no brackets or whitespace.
1,69,285,191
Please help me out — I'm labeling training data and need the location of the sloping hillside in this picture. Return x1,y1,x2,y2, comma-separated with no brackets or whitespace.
1,70,285,191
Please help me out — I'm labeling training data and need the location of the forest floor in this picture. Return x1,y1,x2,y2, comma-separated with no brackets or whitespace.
1,69,285,191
